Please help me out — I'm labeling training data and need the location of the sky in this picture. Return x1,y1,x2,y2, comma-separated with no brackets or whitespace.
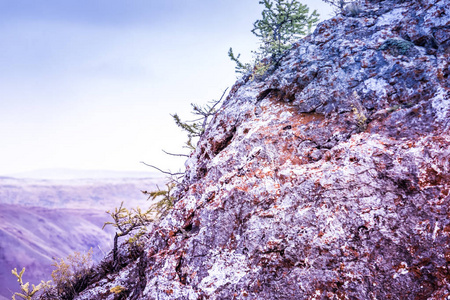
0,0,333,177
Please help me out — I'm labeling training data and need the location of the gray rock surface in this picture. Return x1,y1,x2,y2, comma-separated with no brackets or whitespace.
73,0,449,299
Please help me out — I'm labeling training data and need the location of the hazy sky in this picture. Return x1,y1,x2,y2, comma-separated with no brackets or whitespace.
0,0,333,176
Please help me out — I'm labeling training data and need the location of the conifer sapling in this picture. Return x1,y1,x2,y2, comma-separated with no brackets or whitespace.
229,0,319,75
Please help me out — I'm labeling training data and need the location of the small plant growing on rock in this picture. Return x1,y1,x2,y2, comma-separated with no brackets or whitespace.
110,285,127,295
103,182,176,269
142,182,176,220
11,268,52,300
103,203,154,270
350,91,368,131
228,49,271,80
172,88,228,151
51,249,93,299
252,0,319,59
250,60,272,81
351,104,368,131
228,48,253,75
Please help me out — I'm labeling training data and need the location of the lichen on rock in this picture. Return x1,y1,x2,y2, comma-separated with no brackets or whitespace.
71,0,450,299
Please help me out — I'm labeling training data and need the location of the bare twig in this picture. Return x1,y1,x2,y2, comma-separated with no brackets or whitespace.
213,87,229,110
184,117,205,123
162,150,189,157
140,161,184,176
201,87,229,130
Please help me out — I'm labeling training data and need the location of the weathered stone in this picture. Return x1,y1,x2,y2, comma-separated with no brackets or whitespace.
71,0,450,299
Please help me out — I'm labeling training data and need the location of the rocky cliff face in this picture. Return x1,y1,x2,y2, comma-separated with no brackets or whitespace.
75,0,449,299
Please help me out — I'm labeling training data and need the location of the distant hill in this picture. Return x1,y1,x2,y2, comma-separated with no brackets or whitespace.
5,168,161,180
0,176,166,209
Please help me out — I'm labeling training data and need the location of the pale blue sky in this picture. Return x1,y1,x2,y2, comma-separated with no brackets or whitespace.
0,0,333,176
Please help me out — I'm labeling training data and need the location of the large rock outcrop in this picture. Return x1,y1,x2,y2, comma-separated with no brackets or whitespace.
76,0,449,299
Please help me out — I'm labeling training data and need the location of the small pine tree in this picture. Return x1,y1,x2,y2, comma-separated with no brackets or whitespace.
252,0,319,60
103,202,154,269
230,0,319,74
102,182,176,269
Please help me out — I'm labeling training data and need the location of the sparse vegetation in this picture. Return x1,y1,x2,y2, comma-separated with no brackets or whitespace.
110,285,127,294
352,104,368,131
11,268,52,300
102,180,176,269
49,249,93,300
252,0,319,59
228,48,253,75
103,203,154,270
350,91,368,131
250,60,272,81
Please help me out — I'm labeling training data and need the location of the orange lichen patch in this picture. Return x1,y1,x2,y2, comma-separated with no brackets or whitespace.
266,240,282,248
279,149,309,166
419,164,450,188
342,246,359,258
257,211,275,218
361,207,372,214
236,185,250,192
290,112,326,128
165,289,174,295
442,224,450,236
251,168,276,180
442,188,449,197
